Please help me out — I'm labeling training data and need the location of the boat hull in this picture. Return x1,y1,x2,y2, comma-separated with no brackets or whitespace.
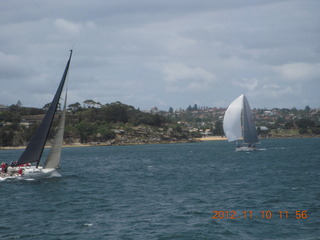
0,166,60,181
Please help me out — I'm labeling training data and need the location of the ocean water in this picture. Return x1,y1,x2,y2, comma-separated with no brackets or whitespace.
0,138,319,240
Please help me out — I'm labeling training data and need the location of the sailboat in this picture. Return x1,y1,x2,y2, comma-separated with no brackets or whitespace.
0,50,72,180
223,94,259,151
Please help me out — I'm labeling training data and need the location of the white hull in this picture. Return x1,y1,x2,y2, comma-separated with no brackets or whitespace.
0,166,60,181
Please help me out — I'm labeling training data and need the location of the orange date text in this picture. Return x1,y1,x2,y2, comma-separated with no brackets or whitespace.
211,210,308,220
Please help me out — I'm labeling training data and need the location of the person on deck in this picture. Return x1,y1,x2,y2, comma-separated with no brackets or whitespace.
4,163,8,173
1,162,6,173
18,168,24,176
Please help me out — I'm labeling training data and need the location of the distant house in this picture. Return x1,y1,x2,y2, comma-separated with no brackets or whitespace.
205,129,213,136
0,104,8,112
200,129,213,137
20,120,36,128
263,110,273,116
150,106,159,113
259,126,268,131
19,114,52,128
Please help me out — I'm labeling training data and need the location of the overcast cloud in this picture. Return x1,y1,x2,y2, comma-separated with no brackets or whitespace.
0,0,319,110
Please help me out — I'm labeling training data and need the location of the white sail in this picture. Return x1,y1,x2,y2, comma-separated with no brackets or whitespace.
223,94,243,142
43,96,66,169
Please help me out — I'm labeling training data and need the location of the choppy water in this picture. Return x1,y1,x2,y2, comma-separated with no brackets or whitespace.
0,138,319,239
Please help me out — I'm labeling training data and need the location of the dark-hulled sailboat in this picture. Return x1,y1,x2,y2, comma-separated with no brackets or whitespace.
0,50,72,180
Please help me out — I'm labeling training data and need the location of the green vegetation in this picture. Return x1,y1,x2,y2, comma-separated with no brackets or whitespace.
0,101,193,147
269,129,300,137
1,101,319,147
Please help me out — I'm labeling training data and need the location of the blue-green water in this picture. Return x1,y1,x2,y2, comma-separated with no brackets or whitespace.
0,138,319,239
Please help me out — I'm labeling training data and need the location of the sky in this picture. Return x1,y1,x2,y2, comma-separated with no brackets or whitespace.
0,0,319,111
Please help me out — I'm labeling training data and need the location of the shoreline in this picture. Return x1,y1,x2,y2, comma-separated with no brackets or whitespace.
0,139,198,150
1,135,319,150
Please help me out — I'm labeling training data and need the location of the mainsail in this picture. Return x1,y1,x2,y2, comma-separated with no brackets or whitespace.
16,50,72,167
242,95,259,144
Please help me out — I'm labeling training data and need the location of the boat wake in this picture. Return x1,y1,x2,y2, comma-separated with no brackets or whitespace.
48,170,62,178
269,147,286,150
257,148,267,151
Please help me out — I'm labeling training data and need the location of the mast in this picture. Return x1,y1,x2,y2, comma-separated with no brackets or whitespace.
16,50,73,167
241,94,245,142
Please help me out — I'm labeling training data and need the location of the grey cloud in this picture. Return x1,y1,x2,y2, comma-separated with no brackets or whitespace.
0,0,319,109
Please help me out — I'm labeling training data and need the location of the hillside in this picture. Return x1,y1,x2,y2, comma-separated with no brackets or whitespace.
159,105,320,139
1,101,319,148
0,102,197,147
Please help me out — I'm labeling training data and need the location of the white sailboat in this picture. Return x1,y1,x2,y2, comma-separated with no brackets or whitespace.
223,94,259,151
0,50,72,180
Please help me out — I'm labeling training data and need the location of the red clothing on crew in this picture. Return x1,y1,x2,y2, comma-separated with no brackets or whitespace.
1,163,6,172
18,168,23,175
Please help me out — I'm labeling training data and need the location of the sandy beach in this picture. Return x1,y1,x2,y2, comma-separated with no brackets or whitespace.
196,136,227,141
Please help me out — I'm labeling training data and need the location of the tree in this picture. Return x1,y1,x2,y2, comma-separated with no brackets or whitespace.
311,127,320,135
83,99,97,108
213,120,224,136
98,123,115,141
16,100,23,107
296,118,315,129
102,101,130,123
284,122,294,129
75,121,97,143
304,105,310,112
299,128,308,134
68,102,82,112
0,127,14,146
193,104,198,110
